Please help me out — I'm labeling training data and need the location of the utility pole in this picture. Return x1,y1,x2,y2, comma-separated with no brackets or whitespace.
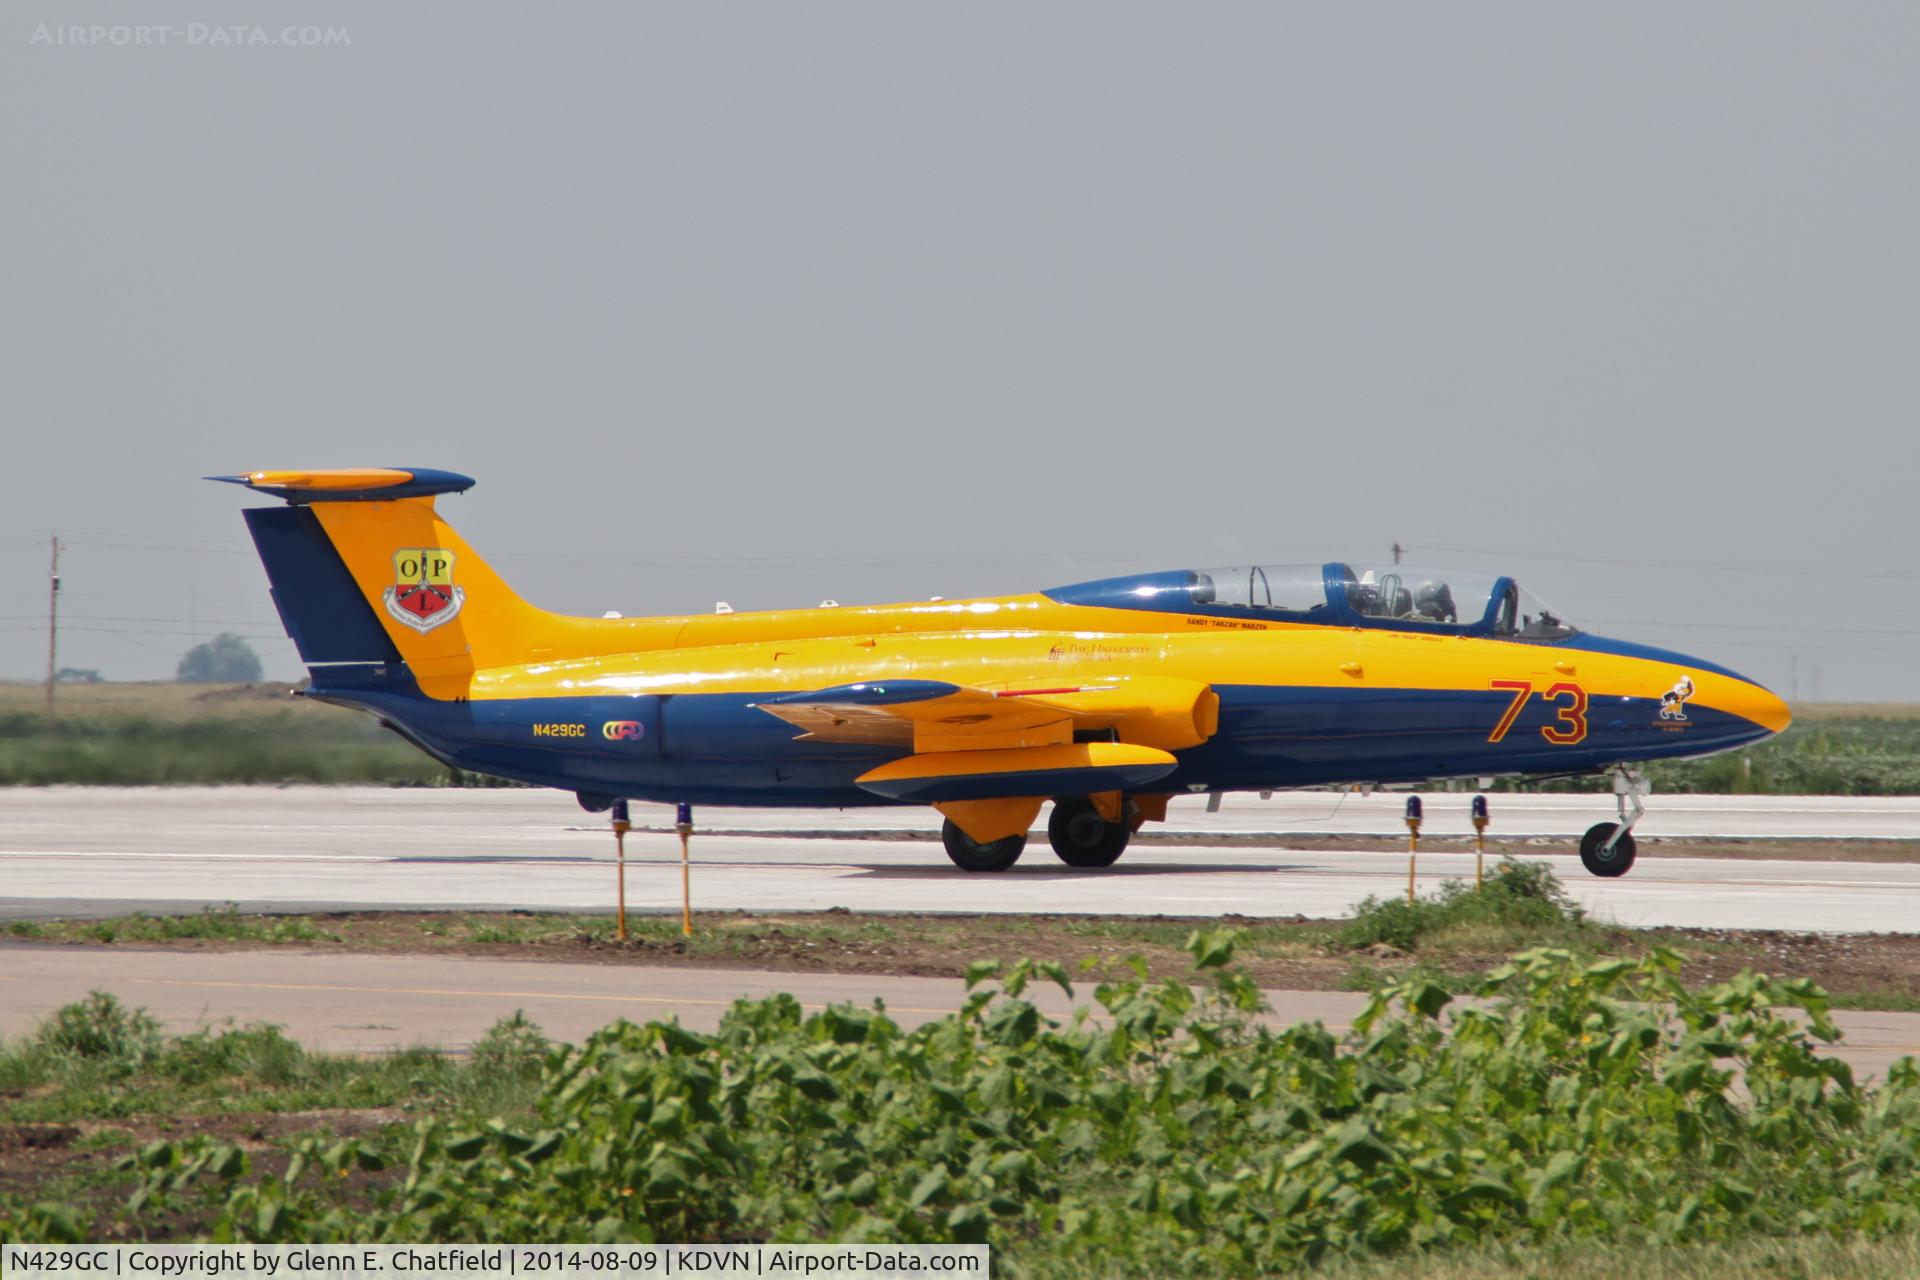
1391,542,1405,565
45,534,61,717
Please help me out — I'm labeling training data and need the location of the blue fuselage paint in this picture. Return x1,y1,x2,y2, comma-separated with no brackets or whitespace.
310,665,1777,810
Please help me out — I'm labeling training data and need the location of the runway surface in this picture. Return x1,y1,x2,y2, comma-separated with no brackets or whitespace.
4,787,1920,931
6,944,1916,1082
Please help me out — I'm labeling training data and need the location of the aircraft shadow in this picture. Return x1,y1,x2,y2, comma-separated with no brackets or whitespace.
393,855,601,864
390,856,1311,877
844,862,1312,880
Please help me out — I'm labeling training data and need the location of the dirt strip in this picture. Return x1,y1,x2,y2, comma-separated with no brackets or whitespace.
13,909,1920,1007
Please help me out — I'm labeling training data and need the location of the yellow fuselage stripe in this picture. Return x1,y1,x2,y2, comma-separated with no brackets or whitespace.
306,498,1772,726
470,608,1763,725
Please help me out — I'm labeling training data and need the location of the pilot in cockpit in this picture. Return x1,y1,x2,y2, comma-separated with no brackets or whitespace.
1415,580,1457,623
1353,570,1445,621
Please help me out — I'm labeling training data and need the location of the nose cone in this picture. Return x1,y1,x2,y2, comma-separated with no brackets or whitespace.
1730,679,1792,737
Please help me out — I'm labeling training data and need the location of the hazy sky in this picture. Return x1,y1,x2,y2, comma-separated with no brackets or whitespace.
3,3,1915,699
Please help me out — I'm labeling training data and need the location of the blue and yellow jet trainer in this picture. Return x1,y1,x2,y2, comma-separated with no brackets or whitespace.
216,468,1790,878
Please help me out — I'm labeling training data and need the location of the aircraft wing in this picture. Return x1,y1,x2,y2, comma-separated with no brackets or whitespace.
754,675,1219,754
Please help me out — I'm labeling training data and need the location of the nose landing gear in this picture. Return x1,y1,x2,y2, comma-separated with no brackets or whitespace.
1580,768,1647,877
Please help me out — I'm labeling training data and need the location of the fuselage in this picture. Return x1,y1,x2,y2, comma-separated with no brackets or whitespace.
307,576,1790,808
214,469,1790,876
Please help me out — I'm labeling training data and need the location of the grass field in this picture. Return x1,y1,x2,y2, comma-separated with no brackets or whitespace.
0,682,477,786
5,682,1920,792
1548,705,1920,795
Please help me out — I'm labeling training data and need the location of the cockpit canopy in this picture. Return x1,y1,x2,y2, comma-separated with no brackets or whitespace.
1050,563,1577,639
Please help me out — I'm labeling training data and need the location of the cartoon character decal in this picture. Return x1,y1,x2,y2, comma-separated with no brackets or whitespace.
1658,676,1695,722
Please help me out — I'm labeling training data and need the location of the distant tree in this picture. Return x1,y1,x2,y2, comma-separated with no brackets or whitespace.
55,667,103,684
176,634,264,683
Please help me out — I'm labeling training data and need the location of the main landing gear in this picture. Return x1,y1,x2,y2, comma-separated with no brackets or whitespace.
1047,797,1132,868
1580,768,1647,878
941,820,1027,872
939,795,1137,872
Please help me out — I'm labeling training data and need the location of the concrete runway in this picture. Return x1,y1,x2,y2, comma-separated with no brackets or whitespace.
6,944,1916,1082
9,786,1920,845
4,787,1920,931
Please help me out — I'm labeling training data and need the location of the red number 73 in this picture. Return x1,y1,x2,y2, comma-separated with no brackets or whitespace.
1487,680,1588,745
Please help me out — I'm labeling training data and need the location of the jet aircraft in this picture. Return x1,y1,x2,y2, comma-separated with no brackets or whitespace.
215,468,1791,877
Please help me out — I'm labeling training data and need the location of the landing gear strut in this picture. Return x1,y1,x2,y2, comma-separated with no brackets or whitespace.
941,820,1026,872
1047,797,1131,868
1580,768,1647,878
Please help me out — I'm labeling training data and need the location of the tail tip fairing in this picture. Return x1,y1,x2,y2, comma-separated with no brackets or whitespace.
207,469,475,503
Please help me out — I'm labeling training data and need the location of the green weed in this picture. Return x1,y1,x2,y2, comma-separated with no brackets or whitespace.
468,1011,551,1080
65,907,342,946
34,992,163,1068
0,1004,545,1129
60,937,1919,1273
1341,855,1590,953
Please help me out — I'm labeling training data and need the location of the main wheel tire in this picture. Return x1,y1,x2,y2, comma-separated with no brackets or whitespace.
1580,822,1637,877
941,819,1027,872
1047,798,1132,869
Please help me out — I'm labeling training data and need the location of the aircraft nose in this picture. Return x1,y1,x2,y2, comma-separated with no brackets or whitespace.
1725,677,1792,737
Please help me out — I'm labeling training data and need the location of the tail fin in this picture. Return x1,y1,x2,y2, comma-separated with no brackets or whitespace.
215,468,630,694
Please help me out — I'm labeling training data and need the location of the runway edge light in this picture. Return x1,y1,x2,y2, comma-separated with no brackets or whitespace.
676,803,694,938
1404,795,1423,904
1471,794,1490,892
611,799,631,942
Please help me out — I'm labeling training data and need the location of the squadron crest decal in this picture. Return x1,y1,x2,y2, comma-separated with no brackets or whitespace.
1658,675,1695,723
383,548,465,633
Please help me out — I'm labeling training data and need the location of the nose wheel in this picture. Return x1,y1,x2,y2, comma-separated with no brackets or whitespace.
1579,769,1646,877
1579,823,1636,876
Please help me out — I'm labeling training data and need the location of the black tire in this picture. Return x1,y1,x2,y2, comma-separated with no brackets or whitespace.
1580,822,1637,877
1047,798,1132,869
941,820,1027,872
